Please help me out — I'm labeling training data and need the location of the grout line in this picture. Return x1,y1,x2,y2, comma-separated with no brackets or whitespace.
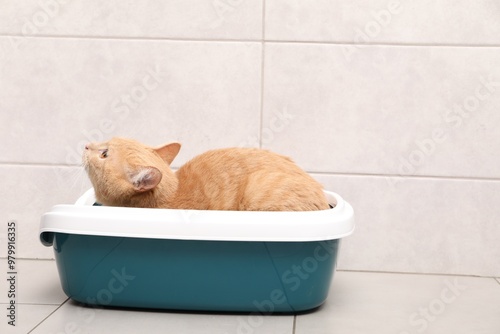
0,33,262,44
2,302,65,306
3,258,496,279
261,0,266,41
0,257,55,261
264,40,500,48
1,162,499,183
308,171,500,183
292,315,297,334
337,269,498,279
258,0,266,149
1,33,500,48
28,298,70,334
0,161,82,168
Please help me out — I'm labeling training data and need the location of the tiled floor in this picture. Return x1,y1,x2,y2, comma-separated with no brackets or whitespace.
2,259,499,334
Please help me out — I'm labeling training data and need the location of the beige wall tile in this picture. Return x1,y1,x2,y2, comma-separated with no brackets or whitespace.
263,43,500,178
0,0,262,40
0,37,262,166
266,0,500,45
314,173,500,277
0,165,90,258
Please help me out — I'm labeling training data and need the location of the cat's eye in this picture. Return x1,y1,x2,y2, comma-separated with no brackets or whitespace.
99,149,108,159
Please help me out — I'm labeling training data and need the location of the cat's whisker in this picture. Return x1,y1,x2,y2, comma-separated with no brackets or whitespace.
63,165,87,192
75,165,90,194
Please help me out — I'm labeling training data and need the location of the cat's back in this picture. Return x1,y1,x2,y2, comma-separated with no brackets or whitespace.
173,147,329,211
181,147,295,172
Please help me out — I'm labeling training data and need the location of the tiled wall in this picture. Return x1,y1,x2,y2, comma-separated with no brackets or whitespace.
1,1,499,277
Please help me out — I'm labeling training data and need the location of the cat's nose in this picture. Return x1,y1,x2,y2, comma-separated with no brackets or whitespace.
85,143,90,150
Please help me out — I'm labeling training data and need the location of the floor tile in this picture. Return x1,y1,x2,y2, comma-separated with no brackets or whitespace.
31,300,294,334
0,259,67,305
3,265,498,334
295,271,500,334
1,304,60,334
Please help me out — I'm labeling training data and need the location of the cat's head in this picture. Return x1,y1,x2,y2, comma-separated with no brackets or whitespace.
82,137,180,206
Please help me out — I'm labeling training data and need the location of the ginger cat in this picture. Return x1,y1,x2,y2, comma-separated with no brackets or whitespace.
83,137,329,211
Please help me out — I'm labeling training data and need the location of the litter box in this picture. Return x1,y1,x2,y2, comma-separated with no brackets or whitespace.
39,188,354,313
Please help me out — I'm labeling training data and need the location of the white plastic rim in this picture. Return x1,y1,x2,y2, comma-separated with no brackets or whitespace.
40,188,354,245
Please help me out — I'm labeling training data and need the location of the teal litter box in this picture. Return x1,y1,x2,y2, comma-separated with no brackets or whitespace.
39,189,354,313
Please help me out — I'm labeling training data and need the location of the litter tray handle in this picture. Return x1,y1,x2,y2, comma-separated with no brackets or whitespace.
40,231,54,246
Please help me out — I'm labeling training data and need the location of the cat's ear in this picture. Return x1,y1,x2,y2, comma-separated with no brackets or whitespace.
155,142,181,165
128,166,162,192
